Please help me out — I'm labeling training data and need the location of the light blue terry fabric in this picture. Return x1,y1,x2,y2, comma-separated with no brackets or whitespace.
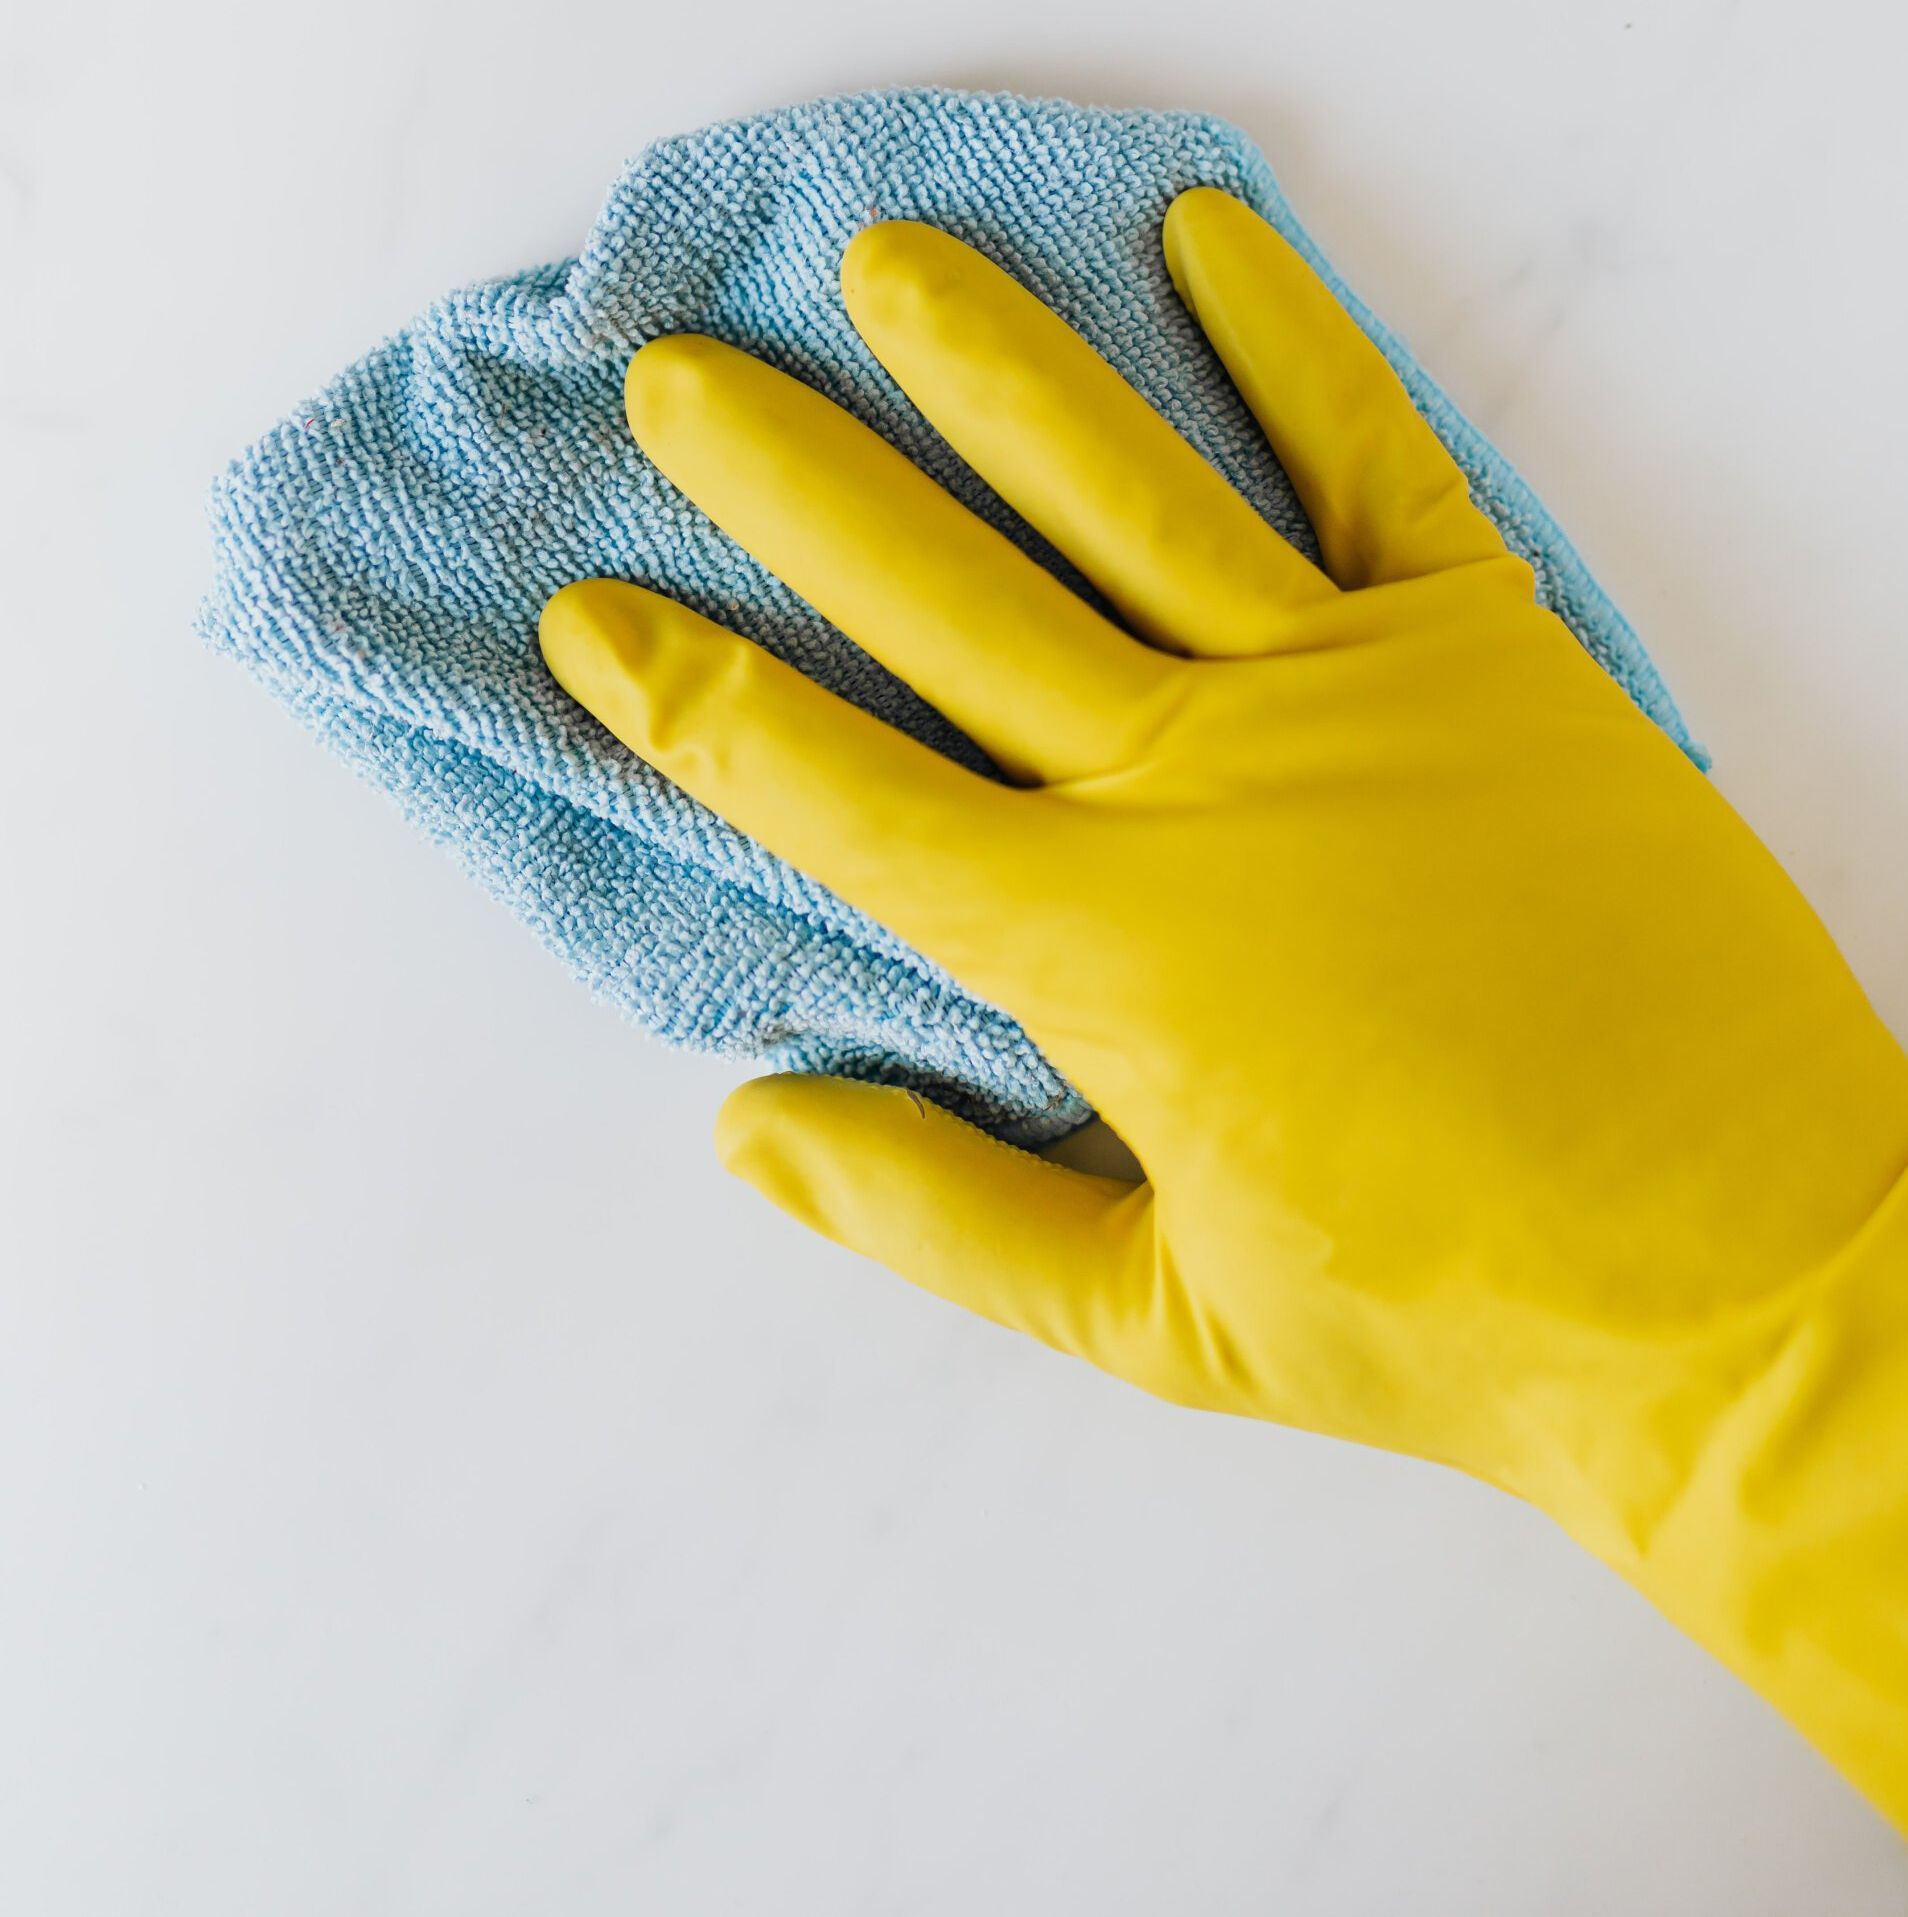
201,86,1702,1146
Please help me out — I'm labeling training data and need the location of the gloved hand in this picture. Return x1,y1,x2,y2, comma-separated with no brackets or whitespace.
539,188,1908,1828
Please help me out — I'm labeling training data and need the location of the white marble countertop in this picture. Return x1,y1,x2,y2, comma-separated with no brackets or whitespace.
5,2,1907,1910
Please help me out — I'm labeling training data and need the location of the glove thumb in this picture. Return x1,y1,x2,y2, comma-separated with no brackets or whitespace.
715,1074,1155,1370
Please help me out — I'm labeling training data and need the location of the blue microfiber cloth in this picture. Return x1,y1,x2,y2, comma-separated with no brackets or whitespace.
201,86,1701,1145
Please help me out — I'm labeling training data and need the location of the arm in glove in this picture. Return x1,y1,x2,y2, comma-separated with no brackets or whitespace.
539,188,1908,1827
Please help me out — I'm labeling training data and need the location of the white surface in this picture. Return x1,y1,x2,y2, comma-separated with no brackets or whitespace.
4,1,1907,1909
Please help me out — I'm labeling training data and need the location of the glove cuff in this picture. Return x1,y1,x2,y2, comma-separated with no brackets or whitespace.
1620,1162,1908,1830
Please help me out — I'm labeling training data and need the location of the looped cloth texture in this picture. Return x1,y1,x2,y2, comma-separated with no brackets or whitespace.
201,86,1700,1143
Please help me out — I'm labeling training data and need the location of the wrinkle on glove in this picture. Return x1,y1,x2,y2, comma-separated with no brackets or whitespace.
200,86,1701,1142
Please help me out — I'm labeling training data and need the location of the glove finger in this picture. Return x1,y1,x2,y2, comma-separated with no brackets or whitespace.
623,334,1181,787
540,579,1041,977
716,1073,1165,1378
839,219,1338,660
1162,188,1511,592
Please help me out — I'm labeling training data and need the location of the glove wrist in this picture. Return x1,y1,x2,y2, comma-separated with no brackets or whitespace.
1595,1161,1908,1828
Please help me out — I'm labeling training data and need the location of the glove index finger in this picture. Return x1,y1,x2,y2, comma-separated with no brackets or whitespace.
539,579,1038,981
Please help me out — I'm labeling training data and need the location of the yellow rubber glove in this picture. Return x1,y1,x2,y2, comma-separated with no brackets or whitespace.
539,188,1908,1827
